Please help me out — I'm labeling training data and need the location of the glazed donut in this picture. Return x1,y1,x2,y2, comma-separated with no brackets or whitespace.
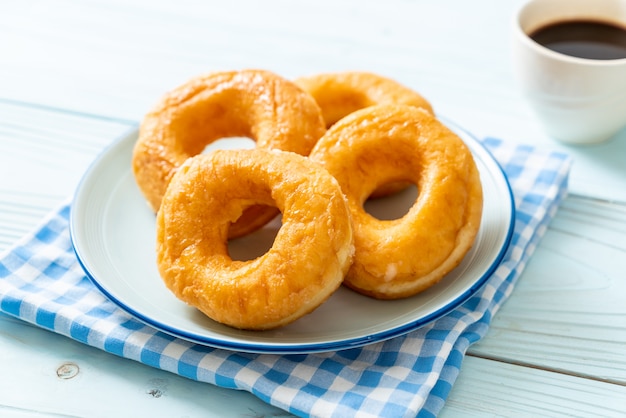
156,148,354,330
132,69,326,238
295,71,433,198
309,104,483,299
294,71,434,128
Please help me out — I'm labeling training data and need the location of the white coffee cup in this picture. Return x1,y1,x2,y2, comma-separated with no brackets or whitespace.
512,0,626,145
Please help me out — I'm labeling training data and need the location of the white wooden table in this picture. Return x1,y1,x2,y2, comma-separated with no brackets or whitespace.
1,1,625,416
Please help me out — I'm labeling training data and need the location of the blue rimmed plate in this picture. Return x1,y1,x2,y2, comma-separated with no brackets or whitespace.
70,122,514,354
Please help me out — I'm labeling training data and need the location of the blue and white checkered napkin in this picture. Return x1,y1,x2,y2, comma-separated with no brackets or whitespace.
0,137,570,418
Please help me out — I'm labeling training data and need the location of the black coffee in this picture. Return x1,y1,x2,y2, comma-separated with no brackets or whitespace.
530,20,626,60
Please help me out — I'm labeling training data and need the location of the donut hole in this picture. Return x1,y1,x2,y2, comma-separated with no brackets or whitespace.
202,136,256,153
227,209,282,261
363,182,418,220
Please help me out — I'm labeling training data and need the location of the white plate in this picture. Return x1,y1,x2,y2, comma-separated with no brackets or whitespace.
70,123,514,354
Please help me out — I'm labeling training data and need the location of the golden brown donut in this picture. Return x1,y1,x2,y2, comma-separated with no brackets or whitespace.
295,71,433,197
133,69,326,238
309,104,483,299
294,71,434,128
156,149,354,330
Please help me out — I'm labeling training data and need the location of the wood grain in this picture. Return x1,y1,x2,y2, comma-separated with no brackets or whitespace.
0,313,288,418
1,97,624,417
0,101,133,253
470,197,626,384
1,0,625,202
443,356,626,417
2,0,626,415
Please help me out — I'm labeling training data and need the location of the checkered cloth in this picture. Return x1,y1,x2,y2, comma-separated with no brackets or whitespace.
0,137,571,418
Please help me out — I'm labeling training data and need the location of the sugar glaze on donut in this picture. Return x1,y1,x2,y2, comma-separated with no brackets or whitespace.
294,71,433,128
309,104,483,299
295,71,433,198
156,149,354,330
133,69,326,238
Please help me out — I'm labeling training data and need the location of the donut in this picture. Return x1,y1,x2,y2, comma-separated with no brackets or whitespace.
308,104,483,299
294,71,434,128
132,69,326,238
156,148,354,330
295,71,433,198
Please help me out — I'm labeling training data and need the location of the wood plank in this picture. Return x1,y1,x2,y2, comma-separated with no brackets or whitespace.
1,0,625,202
469,196,626,384
0,314,289,418
0,100,292,416
1,1,626,414
0,101,134,252
4,312,622,418
1,84,624,416
442,356,626,417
